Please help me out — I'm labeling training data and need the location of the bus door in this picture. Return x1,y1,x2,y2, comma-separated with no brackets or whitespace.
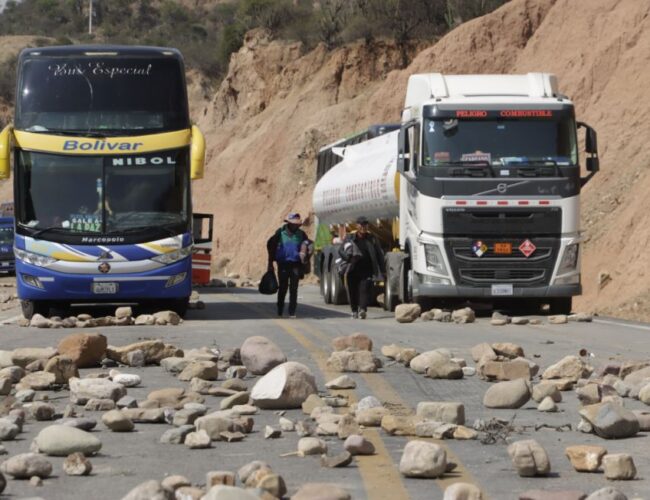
192,213,214,286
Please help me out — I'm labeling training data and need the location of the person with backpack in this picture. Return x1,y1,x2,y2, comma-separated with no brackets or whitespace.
339,216,385,319
267,213,312,318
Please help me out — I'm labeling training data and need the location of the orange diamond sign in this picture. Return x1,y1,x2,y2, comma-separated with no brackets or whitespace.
519,239,536,258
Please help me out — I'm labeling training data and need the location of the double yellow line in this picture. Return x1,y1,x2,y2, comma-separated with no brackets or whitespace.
222,293,485,499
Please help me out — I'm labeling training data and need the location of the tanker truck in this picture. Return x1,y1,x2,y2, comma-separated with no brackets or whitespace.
312,73,599,314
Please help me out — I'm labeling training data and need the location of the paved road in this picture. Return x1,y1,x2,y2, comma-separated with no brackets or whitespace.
1,285,649,499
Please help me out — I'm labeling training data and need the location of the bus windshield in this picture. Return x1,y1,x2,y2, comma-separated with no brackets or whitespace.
422,115,577,167
0,226,13,245
16,149,189,237
16,56,189,135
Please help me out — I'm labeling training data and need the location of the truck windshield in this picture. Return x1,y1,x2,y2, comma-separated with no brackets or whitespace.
16,56,189,135
16,149,189,236
422,116,577,167
0,227,13,245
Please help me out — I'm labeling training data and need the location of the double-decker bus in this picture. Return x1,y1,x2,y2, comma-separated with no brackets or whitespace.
0,45,205,318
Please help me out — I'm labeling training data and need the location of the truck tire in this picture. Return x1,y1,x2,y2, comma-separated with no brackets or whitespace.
399,255,414,304
323,265,333,304
21,300,50,319
549,297,572,316
331,267,348,305
384,252,403,311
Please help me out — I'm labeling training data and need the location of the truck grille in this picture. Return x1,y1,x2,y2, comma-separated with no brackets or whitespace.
444,237,559,287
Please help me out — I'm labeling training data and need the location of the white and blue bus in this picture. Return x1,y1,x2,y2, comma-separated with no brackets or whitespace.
0,45,206,318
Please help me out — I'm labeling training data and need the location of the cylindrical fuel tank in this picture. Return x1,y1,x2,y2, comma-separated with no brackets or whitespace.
312,130,399,225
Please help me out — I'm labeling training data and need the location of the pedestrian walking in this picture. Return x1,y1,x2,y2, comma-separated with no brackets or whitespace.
267,212,312,318
339,216,385,319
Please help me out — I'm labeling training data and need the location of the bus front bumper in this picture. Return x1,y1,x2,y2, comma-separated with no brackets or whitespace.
16,257,191,302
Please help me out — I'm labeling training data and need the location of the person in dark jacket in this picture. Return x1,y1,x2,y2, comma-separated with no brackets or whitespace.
339,216,385,319
267,213,311,318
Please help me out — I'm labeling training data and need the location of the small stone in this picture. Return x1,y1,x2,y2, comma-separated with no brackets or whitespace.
179,361,219,382
355,407,389,426
508,439,551,477
185,429,211,449
160,425,195,444
332,333,372,351
62,452,92,476
34,425,102,456
102,410,134,432
126,349,146,367
577,384,602,405
579,402,640,439
452,307,475,324
160,474,190,492
111,372,141,388
279,417,295,432
57,417,97,432
320,451,353,468
116,396,138,409
538,396,558,412
16,389,36,403
206,470,236,488
0,419,19,441
565,445,607,472
585,487,627,500
395,303,421,323
325,375,356,390
483,379,531,409
264,426,281,439
453,426,478,440
511,317,529,325
399,440,447,478
532,382,563,403
30,402,56,421
298,437,327,456
381,415,418,436
220,431,246,442
122,480,173,500
344,434,375,455
443,483,483,500
220,391,250,410
240,336,287,375
115,306,132,319
30,475,43,486
462,367,476,376
337,414,360,439
292,483,351,500
84,398,116,411
225,365,247,379
602,453,636,480
416,402,465,424
326,350,380,373
548,315,568,324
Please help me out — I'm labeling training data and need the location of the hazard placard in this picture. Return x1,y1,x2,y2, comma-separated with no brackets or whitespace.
519,239,536,258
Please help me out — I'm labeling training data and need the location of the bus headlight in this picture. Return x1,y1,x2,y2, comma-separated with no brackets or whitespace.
14,248,57,267
558,243,579,274
423,244,447,275
152,247,192,265
165,272,187,288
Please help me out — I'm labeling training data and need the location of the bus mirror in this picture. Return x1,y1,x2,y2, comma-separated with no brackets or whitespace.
190,125,206,180
0,125,12,180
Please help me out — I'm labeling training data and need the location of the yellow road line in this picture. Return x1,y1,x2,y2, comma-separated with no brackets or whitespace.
222,294,411,500
291,318,486,497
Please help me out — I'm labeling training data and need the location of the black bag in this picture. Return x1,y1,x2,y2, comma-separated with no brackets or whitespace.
258,270,279,295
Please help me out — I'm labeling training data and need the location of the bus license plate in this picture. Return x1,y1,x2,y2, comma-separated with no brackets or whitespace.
491,284,513,296
92,282,118,294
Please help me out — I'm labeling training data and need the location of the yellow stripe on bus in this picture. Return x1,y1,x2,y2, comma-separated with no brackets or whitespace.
13,129,192,155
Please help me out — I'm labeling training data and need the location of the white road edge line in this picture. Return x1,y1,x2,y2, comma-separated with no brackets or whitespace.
593,318,650,332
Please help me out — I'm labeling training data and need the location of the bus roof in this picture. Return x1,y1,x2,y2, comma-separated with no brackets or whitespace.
19,45,184,60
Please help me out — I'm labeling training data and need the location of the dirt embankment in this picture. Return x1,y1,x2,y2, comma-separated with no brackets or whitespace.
197,0,650,321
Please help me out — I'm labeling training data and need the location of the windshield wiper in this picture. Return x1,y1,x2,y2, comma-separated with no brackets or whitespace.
26,226,66,238
105,224,181,237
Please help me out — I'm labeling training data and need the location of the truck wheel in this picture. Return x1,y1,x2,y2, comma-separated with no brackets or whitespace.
21,300,49,319
399,256,414,304
549,297,572,316
331,268,348,305
323,266,332,304
384,253,403,312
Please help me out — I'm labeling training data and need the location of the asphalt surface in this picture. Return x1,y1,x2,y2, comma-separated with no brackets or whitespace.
1,284,650,499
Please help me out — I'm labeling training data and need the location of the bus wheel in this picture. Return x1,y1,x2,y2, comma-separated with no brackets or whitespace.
21,300,49,319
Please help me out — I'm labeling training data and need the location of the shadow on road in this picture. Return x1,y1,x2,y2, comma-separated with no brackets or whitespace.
188,299,350,321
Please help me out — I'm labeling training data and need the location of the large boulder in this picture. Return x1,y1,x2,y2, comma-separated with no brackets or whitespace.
395,304,421,323
0,453,52,479
57,333,107,368
106,341,182,365
178,361,219,381
507,439,551,477
542,355,592,382
416,402,465,425
69,377,127,404
332,333,373,352
399,440,446,478
579,402,640,439
240,336,286,375
480,360,532,381
251,362,317,409
410,350,450,374
483,379,531,409
16,371,56,391
565,445,608,472
33,425,102,456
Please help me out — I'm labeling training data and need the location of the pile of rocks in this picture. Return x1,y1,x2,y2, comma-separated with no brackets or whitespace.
19,306,183,329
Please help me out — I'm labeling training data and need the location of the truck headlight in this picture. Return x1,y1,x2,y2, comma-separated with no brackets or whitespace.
423,244,448,275
151,247,192,265
14,248,57,267
558,243,579,274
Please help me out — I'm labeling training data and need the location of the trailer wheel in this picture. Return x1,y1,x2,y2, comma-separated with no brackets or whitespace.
331,268,348,305
323,266,332,304
549,297,572,316
21,299,49,319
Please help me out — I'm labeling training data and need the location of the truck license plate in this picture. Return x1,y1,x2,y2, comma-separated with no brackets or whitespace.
491,284,513,296
92,282,118,294
494,242,512,254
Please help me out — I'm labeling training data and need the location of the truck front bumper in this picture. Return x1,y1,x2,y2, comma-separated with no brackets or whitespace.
415,282,580,298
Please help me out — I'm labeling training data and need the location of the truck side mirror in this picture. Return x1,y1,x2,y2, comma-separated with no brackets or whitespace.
0,125,12,180
397,126,410,173
190,125,206,180
577,122,599,184
586,156,599,173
